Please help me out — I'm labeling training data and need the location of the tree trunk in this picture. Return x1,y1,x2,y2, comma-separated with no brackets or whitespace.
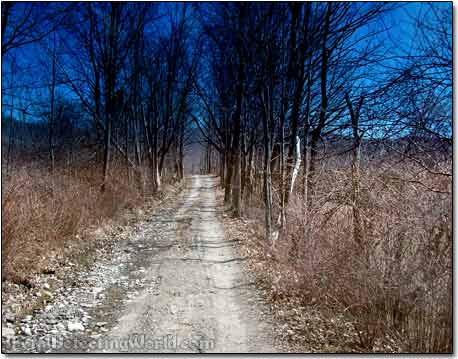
303,128,309,224
124,113,131,183
245,140,254,202
279,109,286,227
133,109,143,190
231,89,243,215
232,151,242,217
102,3,119,191
241,134,247,199
220,151,225,185
152,112,161,191
307,3,331,210
351,138,363,245
102,112,112,191
302,62,312,236
261,95,273,253
178,122,184,180
49,33,56,176
224,152,233,204
346,93,364,245
289,135,301,258
284,3,310,207
289,136,301,195
6,62,15,177
230,4,245,217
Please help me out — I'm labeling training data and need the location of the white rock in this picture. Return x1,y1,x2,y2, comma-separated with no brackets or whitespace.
22,326,32,336
2,326,15,338
92,287,103,295
68,321,84,331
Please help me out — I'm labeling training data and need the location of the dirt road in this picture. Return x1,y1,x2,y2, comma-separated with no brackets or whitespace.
4,175,274,353
97,175,274,353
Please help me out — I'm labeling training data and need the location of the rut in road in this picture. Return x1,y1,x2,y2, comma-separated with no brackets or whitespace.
95,175,275,353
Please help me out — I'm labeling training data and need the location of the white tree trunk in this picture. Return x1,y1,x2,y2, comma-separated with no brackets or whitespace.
272,136,302,245
289,135,301,195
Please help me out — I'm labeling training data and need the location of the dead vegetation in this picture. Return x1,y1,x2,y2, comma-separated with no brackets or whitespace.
1,2,451,354
225,158,452,353
1,159,178,286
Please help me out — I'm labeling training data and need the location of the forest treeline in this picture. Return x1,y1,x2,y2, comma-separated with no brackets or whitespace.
1,2,452,353
194,4,451,352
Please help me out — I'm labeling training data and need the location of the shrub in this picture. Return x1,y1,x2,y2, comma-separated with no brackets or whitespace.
1,161,155,283
245,158,452,352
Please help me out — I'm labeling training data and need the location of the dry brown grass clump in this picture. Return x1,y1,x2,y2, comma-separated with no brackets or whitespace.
238,159,452,353
2,161,159,284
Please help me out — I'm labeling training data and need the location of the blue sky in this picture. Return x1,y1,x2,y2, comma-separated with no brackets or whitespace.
1,2,452,124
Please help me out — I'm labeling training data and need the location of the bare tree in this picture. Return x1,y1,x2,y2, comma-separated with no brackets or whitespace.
1,3,71,57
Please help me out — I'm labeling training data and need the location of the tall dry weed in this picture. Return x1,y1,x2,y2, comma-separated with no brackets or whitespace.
2,161,156,283
246,158,452,352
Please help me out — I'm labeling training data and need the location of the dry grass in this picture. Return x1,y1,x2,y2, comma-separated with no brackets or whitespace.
2,160,166,284
240,158,452,353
